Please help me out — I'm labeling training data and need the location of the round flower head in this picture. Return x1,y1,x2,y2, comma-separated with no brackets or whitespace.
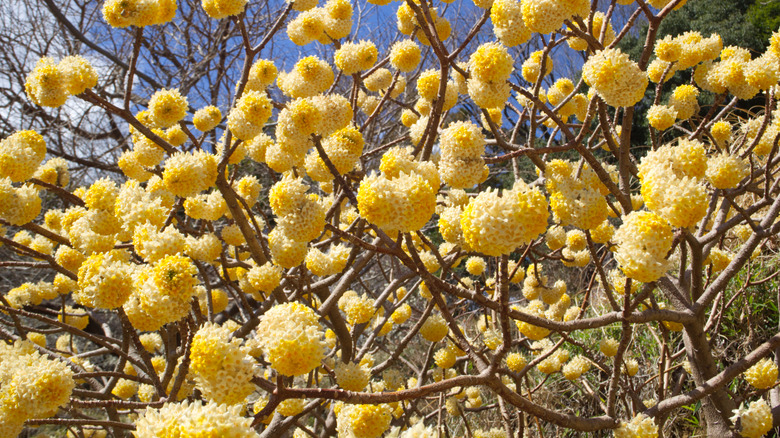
58,55,98,95
582,48,647,108
0,341,75,424
613,211,673,282
668,84,699,120
334,40,378,75
148,88,188,128
467,77,511,109
189,322,256,405
134,400,258,438
364,68,393,92
469,42,514,83
0,130,47,182
732,399,772,438
521,0,589,35
521,50,553,83
247,59,278,91
710,120,732,144
228,90,272,140
24,57,68,107
290,8,328,46
278,56,334,98
76,250,135,309
202,0,248,19
357,171,436,235
490,0,531,47
338,291,376,325
614,413,658,438
335,361,370,391
419,312,448,342
743,358,778,390
706,153,748,189
390,40,421,72
460,183,549,256
337,403,393,438
256,302,326,376
162,150,218,198
193,106,222,132
647,104,677,131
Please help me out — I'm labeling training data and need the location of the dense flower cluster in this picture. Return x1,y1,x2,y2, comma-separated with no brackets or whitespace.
731,399,773,438
25,56,97,107
0,341,75,437
134,400,259,437
189,322,256,405
614,413,658,438
460,182,548,256
638,141,708,228
613,211,673,283
256,302,326,376
582,48,647,108
438,121,487,189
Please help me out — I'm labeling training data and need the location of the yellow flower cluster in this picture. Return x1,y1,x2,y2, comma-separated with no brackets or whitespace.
357,169,436,236
698,41,778,99
466,43,513,109
522,50,553,83
148,88,188,128
390,40,422,72
0,131,43,183
335,361,370,391
76,249,135,309
419,312,448,342
306,244,351,276
25,56,97,107
337,403,393,438
706,152,748,189
161,150,218,198
460,182,548,256
338,290,376,325
613,211,672,283
438,121,488,189
202,0,246,19
582,48,647,108
279,56,335,99
103,0,177,27
647,104,677,131
668,84,699,121
193,105,222,132
189,323,256,405
0,341,75,437
133,223,186,263
614,413,658,438
567,12,615,51
561,355,591,380
731,399,773,438
256,302,326,376
134,400,259,437
306,125,364,183
545,159,609,230
520,0,589,35
490,0,531,47
228,90,272,141
638,141,708,228
334,41,378,75
743,358,778,390
268,174,325,266
123,255,198,331
0,174,42,225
